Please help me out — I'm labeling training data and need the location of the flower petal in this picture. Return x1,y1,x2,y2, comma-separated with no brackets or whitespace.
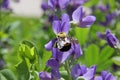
52,48,63,62
48,0,57,9
94,76,102,80
71,64,81,78
61,13,70,22
61,51,71,63
39,71,51,80
80,15,96,27
61,13,70,34
46,58,59,70
45,39,57,51
106,29,119,48
83,65,96,80
58,0,70,9
97,32,106,39
61,22,70,34
72,6,83,22
80,65,87,75
52,20,61,34
98,3,110,12
101,71,116,80
51,69,61,79
41,2,49,11
52,48,71,63
72,43,82,58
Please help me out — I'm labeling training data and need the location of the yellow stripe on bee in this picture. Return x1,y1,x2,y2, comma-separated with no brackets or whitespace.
57,32,67,38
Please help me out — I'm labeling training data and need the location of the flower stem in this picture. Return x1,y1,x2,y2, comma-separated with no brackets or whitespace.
64,60,72,80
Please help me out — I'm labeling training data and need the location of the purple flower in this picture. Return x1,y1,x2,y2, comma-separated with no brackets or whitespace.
97,32,106,39
44,48,72,79
100,12,117,26
45,13,70,51
45,13,82,58
105,29,120,48
1,0,9,9
98,3,110,12
97,29,120,49
46,58,61,79
41,2,50,11
39,72,51,80
71,64,96,80
48,0,70,10
72,6,96,28
94,71,116,80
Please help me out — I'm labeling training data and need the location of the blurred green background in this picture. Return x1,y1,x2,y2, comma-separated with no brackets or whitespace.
0,0,120,80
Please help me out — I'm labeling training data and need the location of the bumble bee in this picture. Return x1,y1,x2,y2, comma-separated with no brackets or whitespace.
55,32,78,52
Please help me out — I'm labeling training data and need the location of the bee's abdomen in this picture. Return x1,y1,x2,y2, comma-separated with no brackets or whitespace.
59,43,71,52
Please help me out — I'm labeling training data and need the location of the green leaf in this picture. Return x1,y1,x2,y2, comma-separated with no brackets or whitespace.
15,60,30,80
0,73,7,80
102,0,116,10
22,40,35,48
98,46,114,64
112,56,120,66
40,49,52,71
97,59,113,72
75,27,89,46
30,71,39,80
9,21,21,32
18,40,38,63
60,71,68,80
85,44,99,66
0,69,16,80
84,0,99,7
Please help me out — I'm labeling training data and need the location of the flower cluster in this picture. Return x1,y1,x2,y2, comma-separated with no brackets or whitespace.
40,64,116,80
94,1,118,27
39,0,116,80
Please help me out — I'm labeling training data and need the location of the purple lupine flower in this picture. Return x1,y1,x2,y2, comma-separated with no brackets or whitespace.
105,29,120,49
1,0,9,9
71,64,96,80
98,3,110,12
100,12,117,26
45,44,82,79
48,0,70,10
45,13,82,58
39,56,61,80
44,48,72,80
72,6,96,28
94,71,116,80
39,71,51,80
41,2,50,11
45,13,70,51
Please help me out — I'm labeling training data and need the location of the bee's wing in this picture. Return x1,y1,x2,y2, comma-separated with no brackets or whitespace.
68,37,78,44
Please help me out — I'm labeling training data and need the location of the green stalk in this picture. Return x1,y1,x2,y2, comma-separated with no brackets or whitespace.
64,60,72,80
